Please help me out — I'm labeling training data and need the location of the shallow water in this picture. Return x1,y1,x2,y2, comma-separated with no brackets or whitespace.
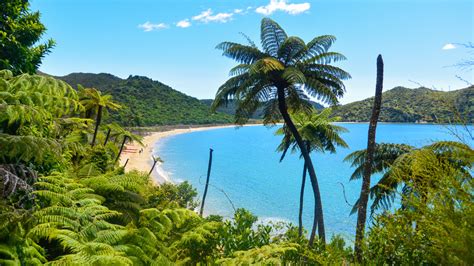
155,123,471,240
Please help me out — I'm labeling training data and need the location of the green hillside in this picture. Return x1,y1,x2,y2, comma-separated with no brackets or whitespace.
57,73,233,126
200,99,324,119
332,86,473,123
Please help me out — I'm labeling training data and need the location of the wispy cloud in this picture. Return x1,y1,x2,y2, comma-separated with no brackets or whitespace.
138,21,168,32
442,43,456,50
176,19,191,28
234,9,243,14
256,0,310,15
192,9,233,23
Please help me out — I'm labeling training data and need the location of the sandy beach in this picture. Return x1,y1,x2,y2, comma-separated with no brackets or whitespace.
119,124,240,184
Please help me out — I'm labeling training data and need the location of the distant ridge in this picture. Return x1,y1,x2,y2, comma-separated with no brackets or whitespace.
332,86,473,123
55,73,233,126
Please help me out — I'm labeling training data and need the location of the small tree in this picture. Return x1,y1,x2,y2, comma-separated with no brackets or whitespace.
276,108,348,238
79,87,121,146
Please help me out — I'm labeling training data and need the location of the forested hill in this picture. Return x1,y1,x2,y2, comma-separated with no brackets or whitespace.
56,72,473,125
56,73,233,126
332,86,474,123
200,99,324,119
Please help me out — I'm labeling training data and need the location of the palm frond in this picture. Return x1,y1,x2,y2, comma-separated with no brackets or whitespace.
261,18,288,57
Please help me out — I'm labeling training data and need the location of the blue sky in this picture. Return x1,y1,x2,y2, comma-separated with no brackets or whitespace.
31,0,472,104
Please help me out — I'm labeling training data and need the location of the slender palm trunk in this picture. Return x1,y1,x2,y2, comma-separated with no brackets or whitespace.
149,158,158,176
91,106,103,146
115,136,128,163
103,128,111,145
354,55,384,261
298,161,307,238
277,86,325,245
200,148,214,216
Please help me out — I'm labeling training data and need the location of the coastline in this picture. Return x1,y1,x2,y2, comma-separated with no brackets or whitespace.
119,124,243,184
119,122,465,185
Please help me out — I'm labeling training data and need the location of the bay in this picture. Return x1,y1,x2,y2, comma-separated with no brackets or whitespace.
155,123,471,240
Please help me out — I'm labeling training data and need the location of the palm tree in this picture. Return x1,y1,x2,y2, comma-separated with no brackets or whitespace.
114,129,143,163
79,87,121,146
276,108,348,238
102,123,123,145
213,18,350,244
345,141,473,215
354,54,383,260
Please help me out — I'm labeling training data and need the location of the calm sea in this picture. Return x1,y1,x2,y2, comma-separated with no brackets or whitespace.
155,123,471,240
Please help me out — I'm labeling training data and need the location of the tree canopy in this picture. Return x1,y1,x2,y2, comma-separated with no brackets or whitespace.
0,0,54,75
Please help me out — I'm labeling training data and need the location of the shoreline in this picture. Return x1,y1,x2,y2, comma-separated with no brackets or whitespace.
119,124,249,184
119,122,468,184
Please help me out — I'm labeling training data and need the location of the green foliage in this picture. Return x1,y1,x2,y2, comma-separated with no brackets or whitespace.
0,0,55,75
346,141,474,215
220,208,272,256
364,150,474,265
218,242,300,265
332,86,474,123
1,16,473,264
146,181,198,210
276,108,348,160
213,18,350,125
0,70,80,167
58,73,233,126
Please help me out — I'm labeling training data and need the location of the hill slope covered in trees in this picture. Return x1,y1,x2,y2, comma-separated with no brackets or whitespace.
200,99,324,119
57,73,473,125
332,86,473,123
57,73,233,126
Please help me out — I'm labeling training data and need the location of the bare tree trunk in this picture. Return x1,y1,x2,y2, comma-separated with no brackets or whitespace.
277,86,325,245
298,161,307,238
91,106,103,146
148,157,158,176
103,128,111,145
354,54,384,261
199,148,214,216
115,136,128,163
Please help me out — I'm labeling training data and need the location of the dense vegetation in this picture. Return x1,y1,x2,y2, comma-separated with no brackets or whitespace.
57,73,233,126
1,1,473,264
3,73,469,265
57,75,474,126
333,86,474,123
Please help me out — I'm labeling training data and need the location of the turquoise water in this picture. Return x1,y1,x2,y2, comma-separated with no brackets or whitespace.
155,123,471,240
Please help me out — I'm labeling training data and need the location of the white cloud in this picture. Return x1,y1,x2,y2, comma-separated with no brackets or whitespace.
138,21,168,32
192,9,233,23
177,19,191,28
442,43,456,50
234,9,243,14
256,0,310,15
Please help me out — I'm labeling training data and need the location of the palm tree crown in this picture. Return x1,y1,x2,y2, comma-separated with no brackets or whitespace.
79,87,121,116
212,18,351,124
79,87,121,146
276,108,349,160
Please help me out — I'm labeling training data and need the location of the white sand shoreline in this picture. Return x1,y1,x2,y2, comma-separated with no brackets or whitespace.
119,124,258,184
